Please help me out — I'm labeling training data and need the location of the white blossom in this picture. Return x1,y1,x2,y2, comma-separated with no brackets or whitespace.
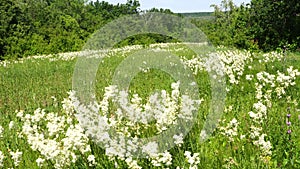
0,151,4,167
9,121,14,130
87,155,97,166
0,125,3,137
125,158,142,169
150,151,172,167
142,142,158,156
173,133,184,146
184,151,200,169
36,157,45,167
10,150,22,166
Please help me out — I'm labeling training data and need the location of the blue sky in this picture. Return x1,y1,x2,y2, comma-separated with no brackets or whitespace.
96,0,251,13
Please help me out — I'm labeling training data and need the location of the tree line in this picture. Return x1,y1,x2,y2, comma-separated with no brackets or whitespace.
0,0,146,59
0,0,299,60
193,0,300,51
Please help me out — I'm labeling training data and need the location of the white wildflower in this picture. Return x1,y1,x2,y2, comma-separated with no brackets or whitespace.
246,74,254,81
184,151,200,168
0,151,4,167
173,133,184,146
9,121,14,130
150,151,172,167
87,155,97,166
16,110,24,118
230,118,238,126
36,157,45,167
200,130,207,141
249,111,260,120
0,125,3,137
142,142,158,156
10,150,22,166
253,134,272,156
253,102,267,115
240,135,246,140
220,118,239,142
18,104,91,168
250,126,262,139
31,108,45,122
125,157,142,169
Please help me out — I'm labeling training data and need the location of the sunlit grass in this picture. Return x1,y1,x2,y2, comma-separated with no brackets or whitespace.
0,44,300,168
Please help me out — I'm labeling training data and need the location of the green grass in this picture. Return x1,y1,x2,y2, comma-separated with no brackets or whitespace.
1,44,300,168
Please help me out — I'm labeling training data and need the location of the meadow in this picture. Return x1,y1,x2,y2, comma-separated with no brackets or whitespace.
1,43,300,169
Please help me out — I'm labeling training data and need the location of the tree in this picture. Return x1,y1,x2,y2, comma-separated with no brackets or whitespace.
201,0,257,49
249,0,300,51
0,0,182,59
0,0,30,59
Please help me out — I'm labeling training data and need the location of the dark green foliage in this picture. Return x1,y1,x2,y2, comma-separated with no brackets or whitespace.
0,0,184,60
191,0,300,51
249,0,300,51
0,0,143,60
1,0,299,59
191,1,259,51
0,0,31,59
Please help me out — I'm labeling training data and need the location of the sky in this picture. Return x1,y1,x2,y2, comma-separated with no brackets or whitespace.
96,0,252,13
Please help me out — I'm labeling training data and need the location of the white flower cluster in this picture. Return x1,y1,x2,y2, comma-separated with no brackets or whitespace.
87,155,97,167
0,44,145,68
245,74,254,81
261,51,283,63
97,81,193,135
184,151,200,169
0,60,10,67
70,81,201,166
246,66,300,161
276,66,300,87
149,42,208,49
253,134,272,156
181,49,253,85
173,133,184,146
17,102,94,168
217,50,252,84
219,118,239,142
36,157,45,167
249,125,272,158
255,67,300,100
248,87,271,160
9,121,14,130
180,56,206,75
0,125,3,138
150,151,172,167
142,142,159,156
125,157,142,169
256,72,276,87
249,126,262,139
250,67,300,124
0,151,4,167
248,101,268,123
10,150,22,166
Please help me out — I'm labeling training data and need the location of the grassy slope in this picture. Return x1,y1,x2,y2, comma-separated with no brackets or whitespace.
0,46,300,168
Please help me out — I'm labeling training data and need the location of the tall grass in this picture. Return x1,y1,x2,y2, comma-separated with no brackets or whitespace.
0,44,300,168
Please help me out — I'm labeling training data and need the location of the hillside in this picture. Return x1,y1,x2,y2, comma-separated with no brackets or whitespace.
179,12,214,19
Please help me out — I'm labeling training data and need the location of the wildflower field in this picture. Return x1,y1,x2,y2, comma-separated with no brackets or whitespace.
1,43,300,169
